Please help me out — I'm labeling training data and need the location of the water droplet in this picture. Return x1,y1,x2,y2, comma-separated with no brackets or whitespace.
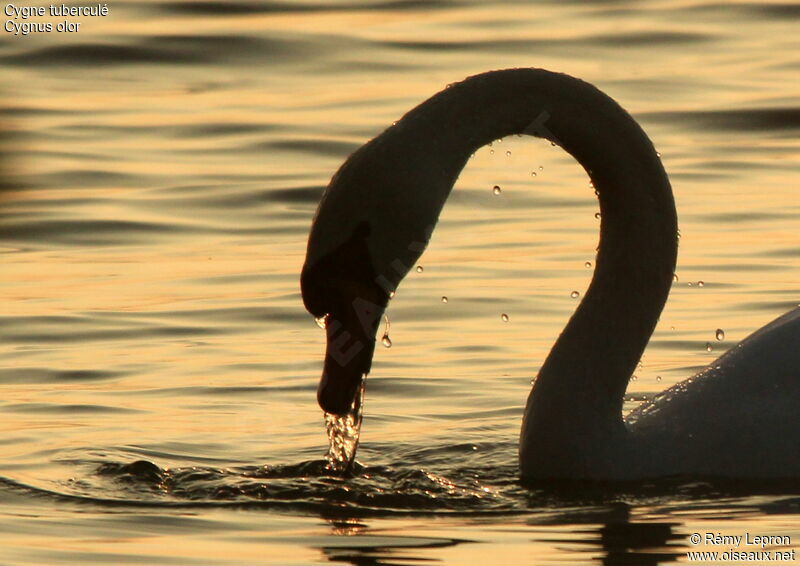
416,265,423,273
631,375,638,381
656,151,661,158
697,280,705,287
688,282,694,287
501,313,509,322
497,138,502,144
441,296,448,303
594,212,601,219
531,171,537,177
570,290,580,298
673,273,679,282
315,315,329,329
715,328,725,341
505,150,511,157
584,261,592,268
391,120,397,126
705,342,713,352
381,314,392,348
488,141,493,147
538,166,543,171
389,290,396,299
589,181,594,189
656,375,662,382
492,185,502,195
489,149,494,155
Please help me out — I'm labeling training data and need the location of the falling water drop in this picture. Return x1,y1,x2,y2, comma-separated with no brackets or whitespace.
531,171,537,177
381,314,392,348
705,342,713,352
656,151,662,158
489,149,495,155
584,261,592,268
416,265,424,273
389,290,396,299
538,166,543,171
324,377,366,473
492,185,502,195
315,315,329,329
697,280,705,287
673,273,679,282
631,375,638,381
716,328,725,341
656,375,662,382
505,150,512,157
501,313,509,322
441,296,448,303
594,212,601,219
570,290,580,299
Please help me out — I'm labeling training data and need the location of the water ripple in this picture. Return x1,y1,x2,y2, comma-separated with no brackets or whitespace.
643,107,800,132
3,35,305,67
154,0,457,16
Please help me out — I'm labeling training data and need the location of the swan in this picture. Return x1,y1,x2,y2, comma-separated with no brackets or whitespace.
300,68,800,480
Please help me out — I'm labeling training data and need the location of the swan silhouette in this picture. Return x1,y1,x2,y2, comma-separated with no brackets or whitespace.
301,68,800,479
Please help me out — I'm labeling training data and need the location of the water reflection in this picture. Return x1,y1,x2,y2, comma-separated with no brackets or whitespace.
547,504,684,566
318,518,466,565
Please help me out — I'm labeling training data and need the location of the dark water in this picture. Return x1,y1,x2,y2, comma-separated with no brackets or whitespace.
1,1,799,563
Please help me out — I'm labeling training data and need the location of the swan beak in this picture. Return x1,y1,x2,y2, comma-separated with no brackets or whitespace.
317,307,378,416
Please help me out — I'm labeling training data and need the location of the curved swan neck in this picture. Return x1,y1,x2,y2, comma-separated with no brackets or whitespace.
303,69,678,475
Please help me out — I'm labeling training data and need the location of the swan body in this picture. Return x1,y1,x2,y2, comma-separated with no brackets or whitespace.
301,68,800,479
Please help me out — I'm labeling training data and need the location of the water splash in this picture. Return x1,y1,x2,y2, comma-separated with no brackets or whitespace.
324,377,366,474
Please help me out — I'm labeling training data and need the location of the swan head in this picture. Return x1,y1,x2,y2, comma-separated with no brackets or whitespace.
302,132,441,415
301,218,391,416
